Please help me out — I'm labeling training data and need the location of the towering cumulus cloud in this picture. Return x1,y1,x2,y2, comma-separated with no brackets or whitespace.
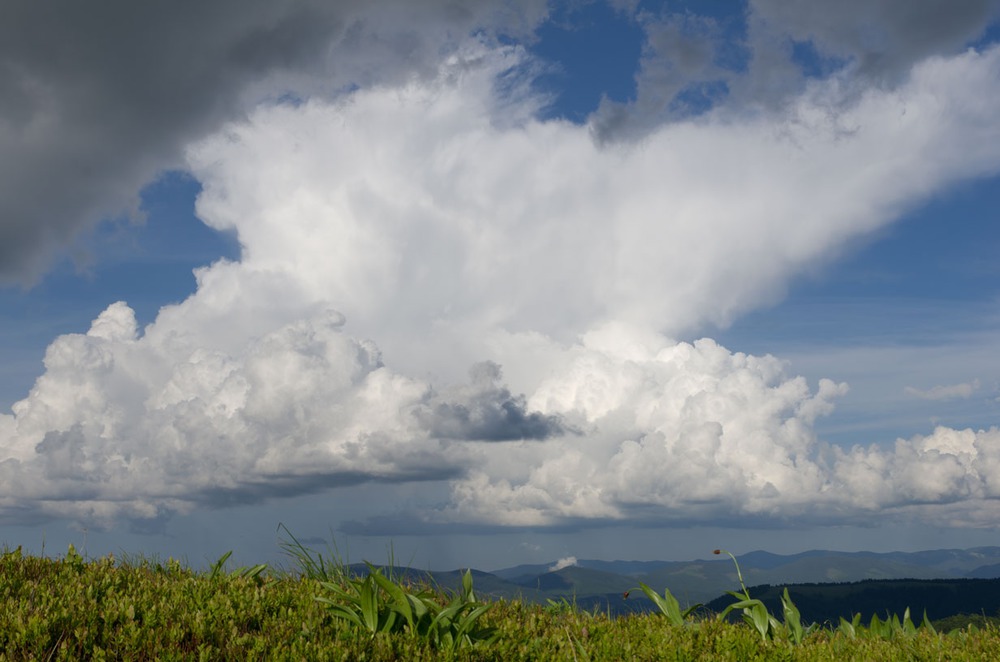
2,8,1000,535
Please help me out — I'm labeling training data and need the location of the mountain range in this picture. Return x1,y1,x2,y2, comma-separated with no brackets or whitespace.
353,546,1000,616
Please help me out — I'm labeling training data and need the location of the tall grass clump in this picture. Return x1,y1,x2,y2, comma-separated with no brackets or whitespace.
278,523,496,651
276,522,349,582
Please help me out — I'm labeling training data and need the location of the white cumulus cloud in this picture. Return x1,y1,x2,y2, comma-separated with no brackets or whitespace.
549,556,578,572
3,38,1000,533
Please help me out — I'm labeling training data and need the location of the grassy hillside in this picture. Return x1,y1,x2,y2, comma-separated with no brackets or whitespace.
4,544,1000,660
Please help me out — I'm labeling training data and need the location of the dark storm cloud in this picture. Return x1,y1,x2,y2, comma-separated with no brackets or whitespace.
191,465,465,510
21,427,468,528
593,0,1000,139
419,362,568,442
1,1,331,282
591,11,737,141
0,0,548,284
750,0,1000,79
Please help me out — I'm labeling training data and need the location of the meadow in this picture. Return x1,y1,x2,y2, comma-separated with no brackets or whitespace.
2,539,999,661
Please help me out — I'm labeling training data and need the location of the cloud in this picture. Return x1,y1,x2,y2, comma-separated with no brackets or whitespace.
398,331,1000,530
594,0,1000,139
591,11,740,139
3,33,1000,532
0,0,549,285
342,327,1000,532
905,380,981,400
549,556,578,572
423,328,850,528
188,42,1000,350
417,362,568,442
830,426,1000,520
0,300,517,528
749,0,1000,79
7,1,996,285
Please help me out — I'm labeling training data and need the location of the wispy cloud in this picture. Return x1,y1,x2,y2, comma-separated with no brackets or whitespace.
905,380,981,401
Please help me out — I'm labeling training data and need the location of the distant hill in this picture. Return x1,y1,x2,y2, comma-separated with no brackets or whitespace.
492,546,1000,606
966,562,1000,579
342,546,1000,617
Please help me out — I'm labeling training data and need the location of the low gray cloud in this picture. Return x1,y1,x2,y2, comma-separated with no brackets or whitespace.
419,363,567,441
338,514,596,537
190,465,464,510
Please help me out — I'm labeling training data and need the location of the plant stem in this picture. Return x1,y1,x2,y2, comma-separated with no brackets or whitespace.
714,549,750,597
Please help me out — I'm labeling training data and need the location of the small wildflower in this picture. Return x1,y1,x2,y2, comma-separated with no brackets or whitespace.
713,549,721,555
623,591,630,599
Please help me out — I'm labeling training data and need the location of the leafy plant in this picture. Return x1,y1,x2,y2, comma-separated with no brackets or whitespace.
626,583,701,626
713,548,817,644
207,550,268,582
315,563,496,651
63,543,86,572
780,587,808,644
417,569,497,651
278,523,496,650
316,564,399,635
838,607,937,641
838,612,862,639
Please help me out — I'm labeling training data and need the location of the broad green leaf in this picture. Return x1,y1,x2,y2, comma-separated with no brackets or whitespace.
316,599,365,629
636,583,685,625
208,551,233,580
462,568,475,601
371,570,414,630
902,607,917,635
358,576,379,632
781,588,804,644
838,616,857,639
921,610,937,635
748,603,771,640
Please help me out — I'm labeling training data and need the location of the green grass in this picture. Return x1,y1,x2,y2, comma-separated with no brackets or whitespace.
2,542,999,661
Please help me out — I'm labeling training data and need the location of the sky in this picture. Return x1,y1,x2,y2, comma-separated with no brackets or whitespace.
2,0,1000,572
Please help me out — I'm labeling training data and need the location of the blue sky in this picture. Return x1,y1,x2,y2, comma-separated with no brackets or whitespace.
2,0,1000,571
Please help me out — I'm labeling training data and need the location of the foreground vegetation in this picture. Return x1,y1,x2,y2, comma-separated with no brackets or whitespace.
2,541,1000,660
